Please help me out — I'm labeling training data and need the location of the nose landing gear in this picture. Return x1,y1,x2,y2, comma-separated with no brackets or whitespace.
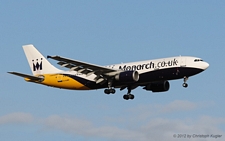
183,76,188,88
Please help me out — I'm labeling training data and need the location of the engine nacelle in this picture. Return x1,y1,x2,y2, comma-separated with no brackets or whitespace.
115,71,139,83
144,81,170,92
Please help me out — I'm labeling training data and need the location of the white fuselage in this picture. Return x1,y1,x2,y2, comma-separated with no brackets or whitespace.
72,56,209,83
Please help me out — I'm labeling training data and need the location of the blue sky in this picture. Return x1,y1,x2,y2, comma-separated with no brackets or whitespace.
1,1,225,141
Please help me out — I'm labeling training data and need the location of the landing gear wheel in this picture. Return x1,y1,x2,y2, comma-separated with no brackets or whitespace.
123,95,129,100
110,89,116,94
104,89,110,94
182,83,188,88
129,94,134,100
104,88,116,94
123,94,134,100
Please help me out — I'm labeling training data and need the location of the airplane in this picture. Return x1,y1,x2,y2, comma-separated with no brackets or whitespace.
8,44,209,100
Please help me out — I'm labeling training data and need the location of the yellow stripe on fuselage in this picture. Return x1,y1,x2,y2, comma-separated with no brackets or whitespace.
38,74,90,90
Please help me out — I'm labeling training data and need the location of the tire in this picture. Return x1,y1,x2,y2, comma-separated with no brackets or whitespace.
182,83,188,88
129,94,134,100
123,95,129,100
110,89,116,94
104,89,110,94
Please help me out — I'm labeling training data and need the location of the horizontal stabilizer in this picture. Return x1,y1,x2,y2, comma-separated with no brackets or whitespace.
8,72,43,81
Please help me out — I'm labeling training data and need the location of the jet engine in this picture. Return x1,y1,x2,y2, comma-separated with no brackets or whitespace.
115,71,139,83
143,81,170,92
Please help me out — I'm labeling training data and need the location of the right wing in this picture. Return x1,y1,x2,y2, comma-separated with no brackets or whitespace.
47,55,117,74
8,72,43,82
47,55,122,84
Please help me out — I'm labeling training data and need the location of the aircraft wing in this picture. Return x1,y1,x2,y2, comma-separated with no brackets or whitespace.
8,72,43,81
47,55,121,83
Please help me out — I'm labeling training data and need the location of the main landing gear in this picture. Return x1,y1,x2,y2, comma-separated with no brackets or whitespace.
123,87,134,100
104,88,116,94
104,79,135,100
182,76,188,88
104,79,116,94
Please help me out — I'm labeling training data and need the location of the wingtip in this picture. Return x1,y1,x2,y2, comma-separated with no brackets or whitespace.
47,55,52,59
47,55,59,59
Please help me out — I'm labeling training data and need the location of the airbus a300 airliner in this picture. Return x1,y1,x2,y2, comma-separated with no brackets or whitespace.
8,45,209,100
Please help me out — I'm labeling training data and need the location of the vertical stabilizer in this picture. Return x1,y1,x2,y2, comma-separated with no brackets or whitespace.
23,44,61,75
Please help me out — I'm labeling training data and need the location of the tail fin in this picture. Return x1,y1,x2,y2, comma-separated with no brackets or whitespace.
23,44,61,75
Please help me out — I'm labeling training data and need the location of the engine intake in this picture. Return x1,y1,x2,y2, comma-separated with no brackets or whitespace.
115,71,139,83
144,81,170,92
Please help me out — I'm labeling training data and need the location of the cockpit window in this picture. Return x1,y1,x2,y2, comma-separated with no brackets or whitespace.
194,59,203,62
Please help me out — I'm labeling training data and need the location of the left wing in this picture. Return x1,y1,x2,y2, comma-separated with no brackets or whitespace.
47,55,122,83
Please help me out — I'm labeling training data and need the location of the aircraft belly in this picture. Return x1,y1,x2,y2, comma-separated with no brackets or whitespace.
64,74,106,89
41,74,90,90
138,67,204,83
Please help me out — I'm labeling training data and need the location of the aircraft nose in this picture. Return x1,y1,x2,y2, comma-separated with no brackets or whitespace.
203,62,209,70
